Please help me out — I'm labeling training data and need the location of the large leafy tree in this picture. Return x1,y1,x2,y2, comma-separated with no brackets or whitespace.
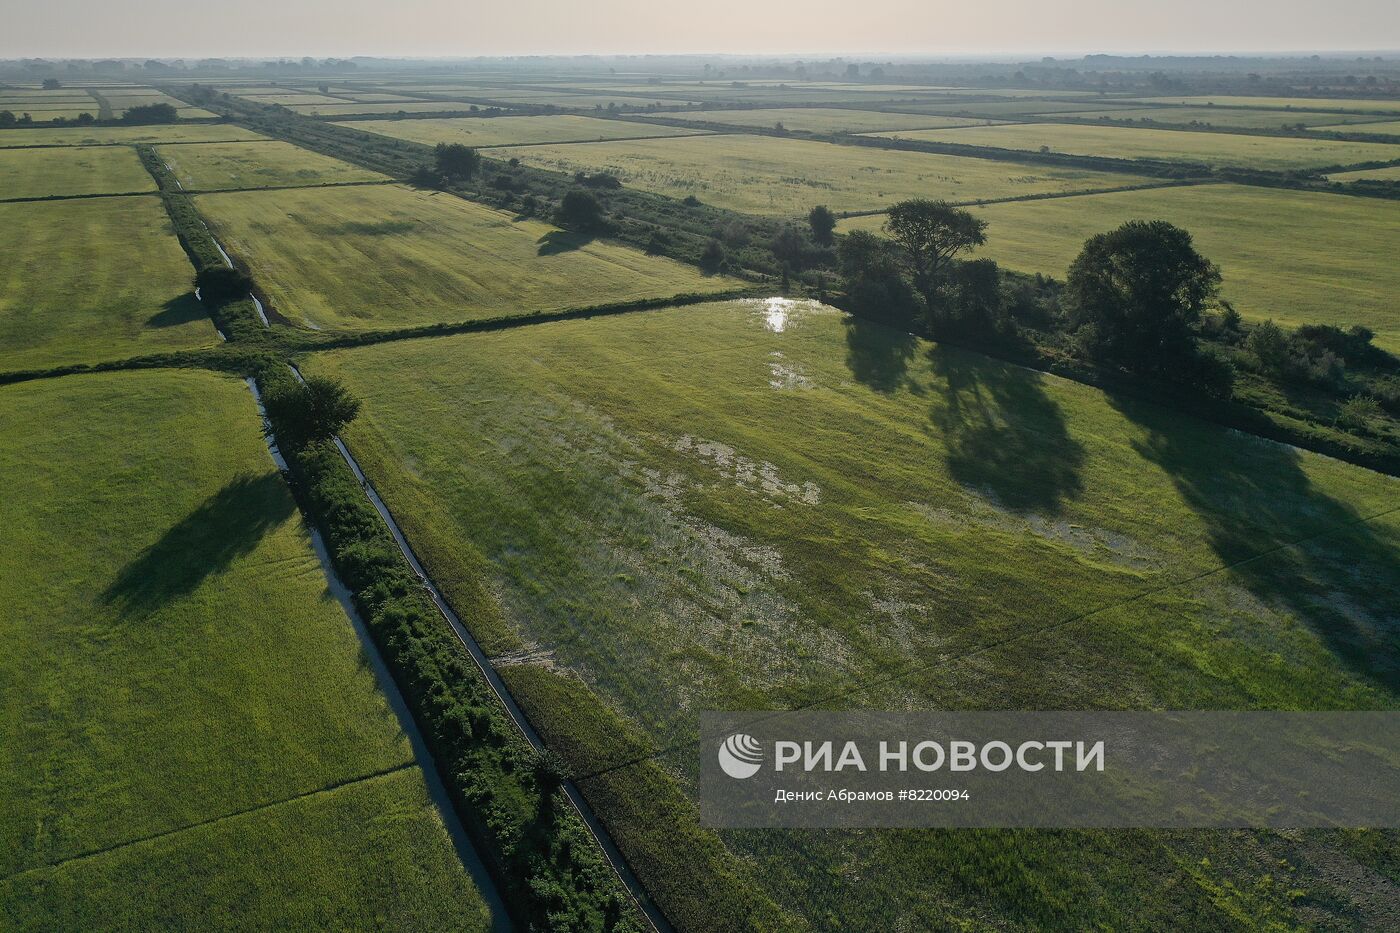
433,142,480,180
1067,220,1220,373
883,199,987,308
262,375,361,451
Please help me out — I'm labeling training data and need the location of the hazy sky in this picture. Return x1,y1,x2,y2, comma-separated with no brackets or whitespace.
6,0,1399,58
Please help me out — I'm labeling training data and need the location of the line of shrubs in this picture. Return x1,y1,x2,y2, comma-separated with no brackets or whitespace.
136,145,269,342
256,366,647,931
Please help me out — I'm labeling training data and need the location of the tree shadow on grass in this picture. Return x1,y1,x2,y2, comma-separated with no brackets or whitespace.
843,315,919,394
1110,393,1400,694
536,230,594,256
145,293,206,329
927,347,1085,515
102,473,294,616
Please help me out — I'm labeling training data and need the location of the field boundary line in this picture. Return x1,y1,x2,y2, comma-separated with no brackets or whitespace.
0,189,158,204
177,178,397,196
0,763,417,884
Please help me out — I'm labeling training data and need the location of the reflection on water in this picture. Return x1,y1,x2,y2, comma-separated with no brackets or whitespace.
764,296,792,332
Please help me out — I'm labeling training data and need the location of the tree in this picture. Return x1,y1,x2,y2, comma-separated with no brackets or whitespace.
699,238,727,274
1066,219,1221,374
120,103,178,124
555,189,606,232
262,375,361,450
770,225,810,272
0,111,14,127
807,205,836,247
836,229,920,326
883,199,987,310
42,78,61,89
194,265,252,304
1246,320,1292,376
943,258,1005,337
75,112,95,125
433,142,480,180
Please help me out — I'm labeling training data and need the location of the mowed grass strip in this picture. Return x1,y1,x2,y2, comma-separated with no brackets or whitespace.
1,768,494,932
0,145,155,198
195,183,744,330
154,140,386,191
860,122,1400,170
337,113,709,148
494,134,1160,215
0,123,268,148
0,196,218,372
0,370,415,875
841,183,1400,348
306,300,1400,928
649,107,1006,134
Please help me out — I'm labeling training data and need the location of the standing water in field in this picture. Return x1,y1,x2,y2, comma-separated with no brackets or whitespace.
746,296,829,334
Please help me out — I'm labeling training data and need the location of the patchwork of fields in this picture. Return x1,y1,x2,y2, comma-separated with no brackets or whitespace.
196,183,744,329
338,113,709,147
0,370,495,929
0,196,218,372
494,134,1160,214
864,121,1400,169
6,63,1400,932
306,299,1400,928
842,184,1400,347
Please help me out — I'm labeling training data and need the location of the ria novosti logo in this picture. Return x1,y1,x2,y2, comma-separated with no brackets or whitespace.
718,733,764,779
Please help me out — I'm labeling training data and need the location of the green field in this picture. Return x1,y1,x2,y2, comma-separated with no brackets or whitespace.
338,113,709,147
289,101,493,115
155,140,386,190
0,196,219,372
476,94,700,109
890,99,1133,115
862,122,1400,169
1328,164,1400,181
196,183,744,329
842,183,1400,348
236,92,351,105
0,369,494,929
1068,106,1392,128
2,769,492,931
0,110,103,123
1125,95,1400,113
0,145,155,198
0,124,267,147
494,134,1159,215
1318,118,1400,136
649,107,1005,133
0,99,97,112
305,299,1400,928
